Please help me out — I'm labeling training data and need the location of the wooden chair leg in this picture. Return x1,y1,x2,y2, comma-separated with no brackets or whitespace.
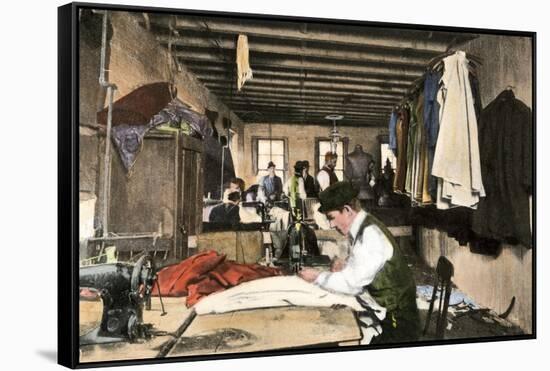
436,280,452,339
423,277,439,336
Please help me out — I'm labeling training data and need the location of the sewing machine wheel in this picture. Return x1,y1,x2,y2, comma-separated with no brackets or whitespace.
130,255,156,304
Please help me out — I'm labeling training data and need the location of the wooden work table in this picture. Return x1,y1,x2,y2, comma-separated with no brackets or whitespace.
79,297,362,362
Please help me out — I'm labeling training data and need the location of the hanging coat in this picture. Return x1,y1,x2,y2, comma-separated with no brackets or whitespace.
432,51,485,209
472,90,533,247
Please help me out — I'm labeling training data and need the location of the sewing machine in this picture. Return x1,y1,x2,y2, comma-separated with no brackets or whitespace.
79,255,159,345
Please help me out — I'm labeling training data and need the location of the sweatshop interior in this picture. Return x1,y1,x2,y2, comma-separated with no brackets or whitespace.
77,8,533,362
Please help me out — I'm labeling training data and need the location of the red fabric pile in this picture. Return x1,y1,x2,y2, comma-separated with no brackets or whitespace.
151,250,282,307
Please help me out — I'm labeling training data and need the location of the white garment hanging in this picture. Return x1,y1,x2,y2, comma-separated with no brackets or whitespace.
236,35,253,91
431,51,485,209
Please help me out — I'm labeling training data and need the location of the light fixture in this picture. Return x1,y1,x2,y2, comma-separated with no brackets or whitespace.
325,114,344,153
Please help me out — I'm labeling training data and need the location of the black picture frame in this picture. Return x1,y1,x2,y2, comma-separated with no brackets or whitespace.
58,2,536,368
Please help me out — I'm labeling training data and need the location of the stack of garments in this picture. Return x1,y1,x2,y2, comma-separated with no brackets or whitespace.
389,50,533,250
390,51,485,210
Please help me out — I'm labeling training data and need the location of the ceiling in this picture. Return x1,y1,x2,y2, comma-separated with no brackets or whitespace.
143,13,478,127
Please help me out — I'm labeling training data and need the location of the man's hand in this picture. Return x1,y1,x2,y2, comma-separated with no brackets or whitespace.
298,267,320,283
330,257,346,272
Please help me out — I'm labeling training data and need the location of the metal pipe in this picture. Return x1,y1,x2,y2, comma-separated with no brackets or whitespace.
86,233,160,242
220,145,225,199
98,11,117,237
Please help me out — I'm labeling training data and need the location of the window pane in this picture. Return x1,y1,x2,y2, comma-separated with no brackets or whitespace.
270,140,284,154
271,155,284,169
258,155,272,170
258,139,284,155
380,143,397,170
318,140,343,171
258,155,285,170
319,141,331,157
334,170,343,181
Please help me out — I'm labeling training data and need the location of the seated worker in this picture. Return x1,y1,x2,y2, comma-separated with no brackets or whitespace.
209,191,241,226
284,161,307,214
298,181,420,344
258,161,283,203
223,177,246,202
317,152,339,191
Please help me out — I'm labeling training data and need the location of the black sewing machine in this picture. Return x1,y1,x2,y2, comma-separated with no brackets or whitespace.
79,255,160,345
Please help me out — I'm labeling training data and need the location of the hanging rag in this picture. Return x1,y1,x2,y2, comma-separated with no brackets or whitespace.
236,35,253,91
110,98,213,172
432,51,485,209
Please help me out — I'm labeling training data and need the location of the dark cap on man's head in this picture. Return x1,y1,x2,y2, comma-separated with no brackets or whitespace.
294,160,304,172
227,191,241,203
318,181,359,213
267,161,276,169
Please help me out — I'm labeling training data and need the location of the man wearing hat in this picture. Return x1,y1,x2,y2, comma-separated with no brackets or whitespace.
298,181,420,343
284,161,307,217
258,161,283,203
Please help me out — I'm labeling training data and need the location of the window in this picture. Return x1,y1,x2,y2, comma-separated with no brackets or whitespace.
380,143,397,170
254,138,287,181
317,140,345,181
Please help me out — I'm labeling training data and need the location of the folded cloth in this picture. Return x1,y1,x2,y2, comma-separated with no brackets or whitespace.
152,250,281,307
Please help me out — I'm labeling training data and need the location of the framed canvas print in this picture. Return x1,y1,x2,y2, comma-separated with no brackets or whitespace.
58,1,536,368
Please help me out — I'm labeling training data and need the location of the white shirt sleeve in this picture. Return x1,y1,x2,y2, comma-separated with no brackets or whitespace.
314,225,394,296
317,170,330,191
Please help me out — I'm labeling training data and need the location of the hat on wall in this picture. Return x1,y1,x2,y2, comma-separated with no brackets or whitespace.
318,181,359,213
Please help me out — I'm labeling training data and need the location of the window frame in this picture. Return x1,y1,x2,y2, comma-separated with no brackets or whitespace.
314,136,349,180
252,136,289,182
378,134,396,171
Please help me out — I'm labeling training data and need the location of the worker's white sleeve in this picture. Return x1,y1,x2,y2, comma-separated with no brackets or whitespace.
317,171,330,191
314,225,393,295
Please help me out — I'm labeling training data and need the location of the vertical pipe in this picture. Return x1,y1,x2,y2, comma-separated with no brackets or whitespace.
98,11,117,238
220,146,225,199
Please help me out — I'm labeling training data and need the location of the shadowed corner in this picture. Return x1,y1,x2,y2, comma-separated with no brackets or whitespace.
36,350,57,363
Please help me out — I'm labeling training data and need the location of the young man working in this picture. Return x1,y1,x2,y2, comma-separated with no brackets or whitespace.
298,181,420,344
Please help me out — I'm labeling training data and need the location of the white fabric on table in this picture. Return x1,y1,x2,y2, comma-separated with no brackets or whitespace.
194,275,386,344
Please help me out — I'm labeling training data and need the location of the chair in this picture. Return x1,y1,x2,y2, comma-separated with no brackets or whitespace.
423,256,454,339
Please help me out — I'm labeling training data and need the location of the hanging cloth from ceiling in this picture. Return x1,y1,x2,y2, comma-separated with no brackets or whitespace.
236,35,253,91
431,51,485,209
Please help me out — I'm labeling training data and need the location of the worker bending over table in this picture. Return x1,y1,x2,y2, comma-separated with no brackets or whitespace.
299,181,420,344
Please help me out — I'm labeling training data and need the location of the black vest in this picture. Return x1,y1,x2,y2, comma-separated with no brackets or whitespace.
354,213,420,341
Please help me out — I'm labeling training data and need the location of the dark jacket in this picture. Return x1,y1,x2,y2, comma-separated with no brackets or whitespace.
303,174,318,198
472,90,532,248
209,203,241,225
